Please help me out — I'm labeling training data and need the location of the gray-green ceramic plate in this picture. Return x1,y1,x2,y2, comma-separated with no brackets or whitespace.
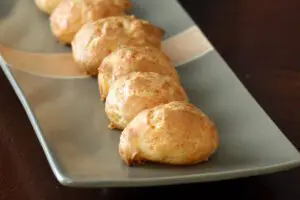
0,0,300,188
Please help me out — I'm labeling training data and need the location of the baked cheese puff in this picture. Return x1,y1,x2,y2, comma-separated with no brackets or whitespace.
98,45,179,100
119,101,219,166
34,0,62,14
72,15,165,76
105,72,188,130
50,0,132,44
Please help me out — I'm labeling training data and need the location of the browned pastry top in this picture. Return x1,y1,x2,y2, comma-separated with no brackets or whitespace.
71,15,165,75
50,0,133,44
119,101,219,166
105,72,188,130
98,45,179,100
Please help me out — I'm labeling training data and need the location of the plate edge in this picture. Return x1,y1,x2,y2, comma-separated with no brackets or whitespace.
0,55,66,183
59,159,300,188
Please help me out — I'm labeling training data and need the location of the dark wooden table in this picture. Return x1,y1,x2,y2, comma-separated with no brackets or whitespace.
1,0,300,199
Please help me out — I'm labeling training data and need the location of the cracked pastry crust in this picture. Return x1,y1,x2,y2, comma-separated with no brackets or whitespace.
50,0,132,45
98,45,180,101
119,101,219,166
35,0,62,14
105,72,188,130
71,15,165,76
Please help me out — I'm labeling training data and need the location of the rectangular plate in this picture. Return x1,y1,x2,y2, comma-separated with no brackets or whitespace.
1,0,300,187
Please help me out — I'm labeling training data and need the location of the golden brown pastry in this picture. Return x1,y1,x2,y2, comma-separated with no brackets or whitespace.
105,72,188,130
50,0,132,44
50,0,82,44
119,101,219,166
72,15,165,76
98,45,180,101
34,0,62,14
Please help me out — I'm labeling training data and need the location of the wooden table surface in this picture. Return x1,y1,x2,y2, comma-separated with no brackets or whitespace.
1,0,300,199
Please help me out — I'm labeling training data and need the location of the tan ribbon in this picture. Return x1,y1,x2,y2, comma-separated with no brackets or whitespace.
0,25,213,79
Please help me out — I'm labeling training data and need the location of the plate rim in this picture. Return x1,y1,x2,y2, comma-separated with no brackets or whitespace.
1,56,300,188
59,159,300,187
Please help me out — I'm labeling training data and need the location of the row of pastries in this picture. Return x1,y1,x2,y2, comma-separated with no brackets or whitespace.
35,0,219,166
